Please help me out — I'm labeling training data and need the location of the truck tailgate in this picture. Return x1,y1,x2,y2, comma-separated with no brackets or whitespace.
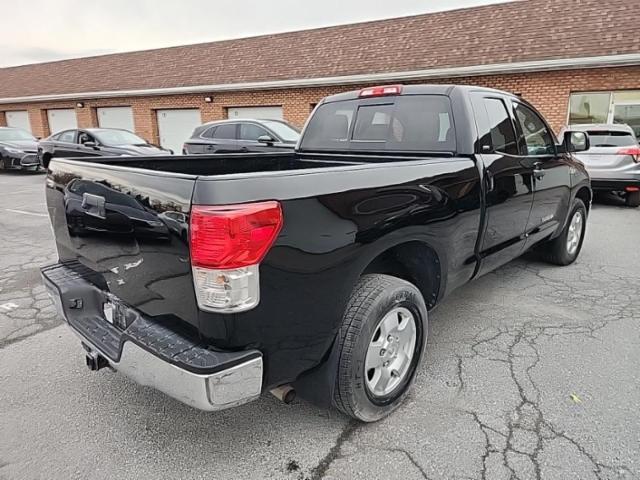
45,159,200,329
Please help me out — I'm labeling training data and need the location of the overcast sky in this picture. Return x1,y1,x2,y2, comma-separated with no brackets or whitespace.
2,0,504,68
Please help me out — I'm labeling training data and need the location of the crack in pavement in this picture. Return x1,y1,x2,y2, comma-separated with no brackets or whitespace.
309,420,359,480
455,263,638,480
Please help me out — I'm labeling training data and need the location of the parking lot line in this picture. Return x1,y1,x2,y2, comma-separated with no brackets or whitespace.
4,208,48,217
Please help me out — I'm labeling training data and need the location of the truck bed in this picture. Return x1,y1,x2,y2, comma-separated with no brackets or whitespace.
84,152,365,176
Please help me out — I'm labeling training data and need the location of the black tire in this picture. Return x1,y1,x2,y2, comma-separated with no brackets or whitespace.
42,154,51,169
333,274,428,422
625,191,640,208
539,198,587,266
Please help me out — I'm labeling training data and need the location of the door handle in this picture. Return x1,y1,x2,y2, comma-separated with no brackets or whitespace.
533,162,545,180
240,147,249,152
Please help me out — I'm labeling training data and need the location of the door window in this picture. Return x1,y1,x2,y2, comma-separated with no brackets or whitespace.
212,124,237,140
483,98,519,155
513,103,555,156
239,123,270,141
58,130,76,143
77,132,95,145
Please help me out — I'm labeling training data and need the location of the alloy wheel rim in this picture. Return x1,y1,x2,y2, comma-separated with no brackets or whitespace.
364,307,417,397
566,210,583,255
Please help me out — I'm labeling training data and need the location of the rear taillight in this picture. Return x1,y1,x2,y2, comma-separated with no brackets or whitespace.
618,147,640,163
190,201,283,312
359,85,403,98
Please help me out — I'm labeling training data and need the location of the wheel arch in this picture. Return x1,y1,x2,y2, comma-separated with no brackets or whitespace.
360,240,443,310
575,185,592,212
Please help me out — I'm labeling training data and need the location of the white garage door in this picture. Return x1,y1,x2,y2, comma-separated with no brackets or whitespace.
6,111,32,133
97,107,135,131
227,106,283,120
47,109,78,135
156,109,202,154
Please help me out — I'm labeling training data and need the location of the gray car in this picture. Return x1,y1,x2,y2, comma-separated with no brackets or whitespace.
0,127,40,171
559,124,640,207
183,119,300,155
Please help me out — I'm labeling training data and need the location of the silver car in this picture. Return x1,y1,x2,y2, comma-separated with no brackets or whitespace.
559,124,640,207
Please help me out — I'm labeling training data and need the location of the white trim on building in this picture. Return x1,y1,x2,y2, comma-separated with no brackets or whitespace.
1,54,640,105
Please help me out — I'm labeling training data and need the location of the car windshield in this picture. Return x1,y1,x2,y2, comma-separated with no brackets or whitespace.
261,121,300,142
0,129,36,141
93,130,147,146
586,130,638,147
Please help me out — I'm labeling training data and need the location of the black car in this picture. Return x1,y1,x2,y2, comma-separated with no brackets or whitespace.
42,84,592,422
0,127,41,171
182,119,300,154
38,128,171,168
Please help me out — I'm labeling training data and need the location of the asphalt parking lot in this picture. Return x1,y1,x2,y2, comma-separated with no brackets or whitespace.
1,171,639,480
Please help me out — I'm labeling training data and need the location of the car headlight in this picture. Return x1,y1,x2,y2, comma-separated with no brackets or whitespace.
4,147,24,155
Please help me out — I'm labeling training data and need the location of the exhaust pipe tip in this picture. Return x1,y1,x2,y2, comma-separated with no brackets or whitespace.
270,385,296,404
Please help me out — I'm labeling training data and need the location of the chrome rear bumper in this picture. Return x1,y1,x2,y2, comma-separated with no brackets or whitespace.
41,262,263,412
82,337,263,411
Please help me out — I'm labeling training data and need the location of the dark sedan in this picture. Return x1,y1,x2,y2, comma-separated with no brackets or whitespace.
182,119,300,154
38,128,171,168
0,127,41,171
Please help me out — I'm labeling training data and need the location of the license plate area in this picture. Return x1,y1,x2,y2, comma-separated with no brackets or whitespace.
102,295,134,330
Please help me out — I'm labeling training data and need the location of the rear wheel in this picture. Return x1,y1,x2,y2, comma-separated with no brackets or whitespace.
333,274,427,422
539,198,587,266
625,191,640,208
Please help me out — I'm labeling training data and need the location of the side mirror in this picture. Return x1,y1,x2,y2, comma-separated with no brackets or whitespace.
83,141,99,149
257,135,275,144
563,131,589,153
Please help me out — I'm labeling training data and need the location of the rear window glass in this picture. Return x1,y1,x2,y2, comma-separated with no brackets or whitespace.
300,95,455,153
586,131,638,147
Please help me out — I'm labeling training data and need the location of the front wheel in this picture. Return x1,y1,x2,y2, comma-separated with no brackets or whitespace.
539,198,587,266
333,274,428,422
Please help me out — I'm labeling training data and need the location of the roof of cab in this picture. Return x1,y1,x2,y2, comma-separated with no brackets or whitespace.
320,84,520,104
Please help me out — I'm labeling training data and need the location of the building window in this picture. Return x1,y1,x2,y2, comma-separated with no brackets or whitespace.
568,92,611,125
612,91,640,139
569,90,640,140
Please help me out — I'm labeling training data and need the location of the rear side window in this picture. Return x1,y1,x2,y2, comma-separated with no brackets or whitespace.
202,127,217,138
300,95,455,153
483,98,519,155
212,124,237,140
586,130,638,147
58,130,76,143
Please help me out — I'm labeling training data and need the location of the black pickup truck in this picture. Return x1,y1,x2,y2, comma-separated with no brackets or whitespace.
41,85,591,422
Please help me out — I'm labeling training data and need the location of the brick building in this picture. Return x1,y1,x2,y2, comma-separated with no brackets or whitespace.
1,0,639,153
